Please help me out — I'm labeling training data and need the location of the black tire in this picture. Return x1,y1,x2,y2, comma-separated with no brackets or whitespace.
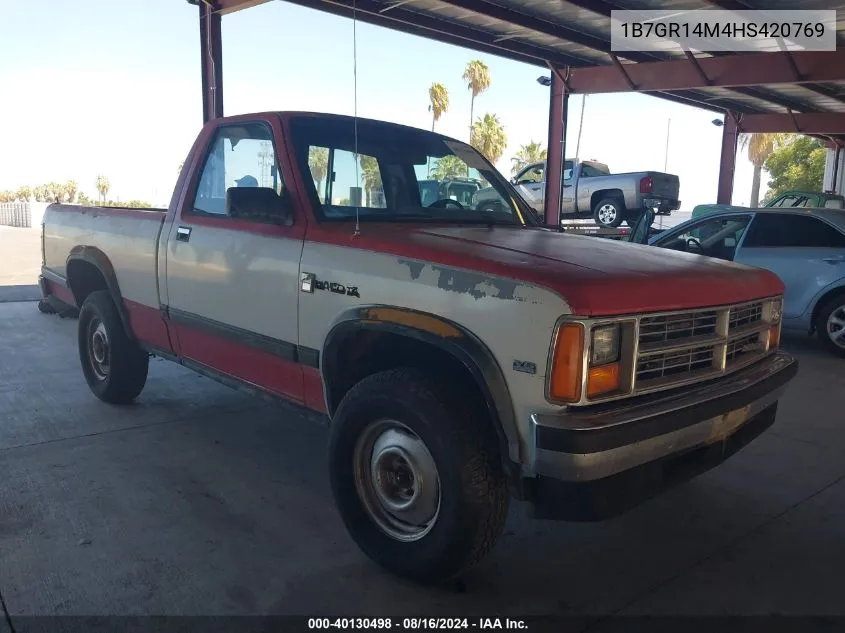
78,290,149,404
593,197,625,228
816,293,845,358
328,368,509,584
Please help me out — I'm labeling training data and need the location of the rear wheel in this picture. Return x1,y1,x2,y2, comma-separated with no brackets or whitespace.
328,368,509,584
78,290,149,404
816,294,845,357
593,197,625,228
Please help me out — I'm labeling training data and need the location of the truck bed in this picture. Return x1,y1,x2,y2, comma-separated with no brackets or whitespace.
42,204,166,309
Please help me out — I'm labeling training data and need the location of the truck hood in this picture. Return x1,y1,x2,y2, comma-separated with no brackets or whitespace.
315,224,784,316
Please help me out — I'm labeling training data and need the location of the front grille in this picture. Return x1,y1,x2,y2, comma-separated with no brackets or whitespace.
729,302,763,329
636,344,715,383
635,299,772,392
639,310,718,344
726,332,766,365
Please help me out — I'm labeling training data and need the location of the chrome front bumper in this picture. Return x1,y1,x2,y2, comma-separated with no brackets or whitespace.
529,351,798,483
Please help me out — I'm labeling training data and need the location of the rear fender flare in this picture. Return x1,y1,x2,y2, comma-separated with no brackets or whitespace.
66,246,135,341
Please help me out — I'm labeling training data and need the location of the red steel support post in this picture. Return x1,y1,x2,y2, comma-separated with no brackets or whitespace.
200,2,224,123
716,115,738,205
544,70,569,227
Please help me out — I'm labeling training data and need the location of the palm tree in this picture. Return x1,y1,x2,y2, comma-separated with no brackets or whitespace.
740,133,785,207
64,180,78,203
431,155,467,180
462,60,491,139
511,141,547,175
308,147,329,195
359,155,382,206
428,83,450,132
96,175,110,205
470,113,507,165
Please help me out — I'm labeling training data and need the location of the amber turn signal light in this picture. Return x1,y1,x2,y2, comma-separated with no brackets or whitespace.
768,323,781,350
587,362,621,398
549,323,584,402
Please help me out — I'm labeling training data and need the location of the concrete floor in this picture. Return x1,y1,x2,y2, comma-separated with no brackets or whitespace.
0,227,41,288
1,298,844,620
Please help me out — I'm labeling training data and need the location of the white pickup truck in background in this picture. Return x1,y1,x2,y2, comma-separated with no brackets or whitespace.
40,111,796,584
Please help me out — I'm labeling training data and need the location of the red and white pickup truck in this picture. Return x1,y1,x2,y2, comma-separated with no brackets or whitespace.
40,111,798,584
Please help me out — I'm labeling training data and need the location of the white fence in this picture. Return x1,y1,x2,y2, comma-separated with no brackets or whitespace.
0,202,49,228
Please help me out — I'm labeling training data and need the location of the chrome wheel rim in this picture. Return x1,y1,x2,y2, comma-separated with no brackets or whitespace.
353,419,441,542
88,318,110,380
826,304,845,349
598,204,618,225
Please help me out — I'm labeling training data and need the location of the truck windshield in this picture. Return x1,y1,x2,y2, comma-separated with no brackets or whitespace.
289,115,536,226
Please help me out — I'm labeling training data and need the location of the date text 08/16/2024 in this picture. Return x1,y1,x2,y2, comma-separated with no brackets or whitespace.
307,618,528,630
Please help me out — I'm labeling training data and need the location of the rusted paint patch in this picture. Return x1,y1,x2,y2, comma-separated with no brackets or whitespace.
399,259,426,280
363,307,463,338
399,259,533,303
433,265,519,301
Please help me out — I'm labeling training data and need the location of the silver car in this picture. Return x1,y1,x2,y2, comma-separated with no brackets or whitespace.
642,207,845,356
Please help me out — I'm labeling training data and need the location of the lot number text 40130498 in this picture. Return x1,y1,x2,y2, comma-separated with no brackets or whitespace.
307,618,528,630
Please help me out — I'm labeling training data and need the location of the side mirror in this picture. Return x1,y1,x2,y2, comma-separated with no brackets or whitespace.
226,187,292,226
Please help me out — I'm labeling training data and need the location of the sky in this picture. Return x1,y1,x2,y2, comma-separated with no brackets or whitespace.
0,0,757,209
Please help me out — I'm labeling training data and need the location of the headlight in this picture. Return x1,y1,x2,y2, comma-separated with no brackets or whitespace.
765,297,783,350
590,325,620,366
549,322,627,404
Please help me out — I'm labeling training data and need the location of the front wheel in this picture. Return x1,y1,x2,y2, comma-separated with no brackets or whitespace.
816,294,845,357
328,368,509,584
593,198,625,228
78,290,149,404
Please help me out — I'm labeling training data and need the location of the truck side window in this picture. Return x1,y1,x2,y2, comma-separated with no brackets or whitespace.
516,164,544,184
192,123,284,219
308,147,386,210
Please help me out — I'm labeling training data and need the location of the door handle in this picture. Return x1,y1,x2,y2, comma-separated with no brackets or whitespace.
176,226,192,242
822,256,845,264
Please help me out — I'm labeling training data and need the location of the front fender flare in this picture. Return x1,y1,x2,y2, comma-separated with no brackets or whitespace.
321,305,521,468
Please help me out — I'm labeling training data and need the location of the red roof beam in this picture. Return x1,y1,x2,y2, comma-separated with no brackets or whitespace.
738,112,845,134
564,49,845,94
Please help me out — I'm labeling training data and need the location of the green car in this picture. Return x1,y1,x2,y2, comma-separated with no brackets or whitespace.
692,190,845,220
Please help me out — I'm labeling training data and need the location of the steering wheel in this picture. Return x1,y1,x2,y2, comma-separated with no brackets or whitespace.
428,198,465,210
686,237,703,251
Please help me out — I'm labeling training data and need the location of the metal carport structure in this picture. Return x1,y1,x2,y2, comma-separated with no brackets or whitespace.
190,0,845,225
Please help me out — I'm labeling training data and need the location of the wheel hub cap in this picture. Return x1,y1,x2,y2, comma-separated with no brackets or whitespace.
599,204,617,224
355,421,441,541
88,320,110,380
827,305,845,349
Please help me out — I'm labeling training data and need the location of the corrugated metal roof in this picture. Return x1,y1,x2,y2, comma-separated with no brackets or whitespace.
275,0,845,126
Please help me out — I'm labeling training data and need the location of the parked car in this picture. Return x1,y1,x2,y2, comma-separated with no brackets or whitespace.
39,111,797,583
472,159,680,228
630,207,845,356
691,190,845,221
